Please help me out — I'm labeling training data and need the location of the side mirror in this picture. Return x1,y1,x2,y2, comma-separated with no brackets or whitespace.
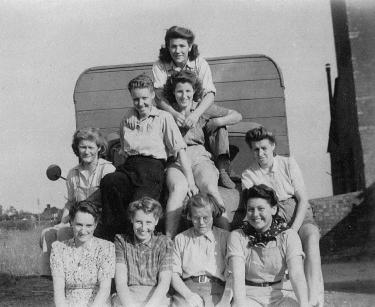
46,164,66,181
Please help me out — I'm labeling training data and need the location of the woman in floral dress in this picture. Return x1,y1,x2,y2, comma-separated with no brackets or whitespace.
50,200,115,307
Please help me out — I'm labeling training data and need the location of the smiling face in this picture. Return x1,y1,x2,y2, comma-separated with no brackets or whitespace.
174,82,194,111
78,139,99,166
246,197,277,233
131,210,158,243
168,38,192,67
72,211,97,246
190,205,213,236
130,87,154,119
250,139,275,169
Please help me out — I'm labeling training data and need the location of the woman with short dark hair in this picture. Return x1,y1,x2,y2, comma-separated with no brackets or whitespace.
228,185,309,307
50,200,115,307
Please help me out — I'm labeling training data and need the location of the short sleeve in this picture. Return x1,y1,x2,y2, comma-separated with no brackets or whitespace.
98,241,116,281
172,235,184,275
152,61,168,90
282,229,305,263
50,241,65,277
241,168,256,190
288,157,306,195
114,235,126,264
196,57,216,95
159,237,173,273
65,168,76,204
162,112,187,157
226,230,247,261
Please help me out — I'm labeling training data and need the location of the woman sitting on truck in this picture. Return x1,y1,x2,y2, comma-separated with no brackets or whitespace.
241,126,324,306
40,127,115,276
152,25,236,189
228,185,309,307
100,74,195,241
163,70,242,237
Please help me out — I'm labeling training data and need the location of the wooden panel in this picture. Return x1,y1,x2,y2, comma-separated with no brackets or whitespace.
216,98,285,118
228,117,287,135
75,90,133,111
76,68,152,93
76,108,287,137
215,79,283,102
211,60,279,83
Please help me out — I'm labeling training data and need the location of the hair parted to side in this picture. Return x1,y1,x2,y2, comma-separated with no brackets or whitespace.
243,184,279,208
163,70,204,110
71,127,108,158
69,200,101,223
128,196,163,220
159,25,200,63
245,126,276,148
183,193,224,219
127,74,154,93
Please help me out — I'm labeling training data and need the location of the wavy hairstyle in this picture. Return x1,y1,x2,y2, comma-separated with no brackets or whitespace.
245,126,276,148
71,127,108,158
243,184,279,208
69,200,101,223
183,193,224,219
163,70,204,110
127,74,154,93
158,26,200,63
128,196,163,220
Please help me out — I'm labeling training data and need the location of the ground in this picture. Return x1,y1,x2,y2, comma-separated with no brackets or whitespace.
1,261,374,307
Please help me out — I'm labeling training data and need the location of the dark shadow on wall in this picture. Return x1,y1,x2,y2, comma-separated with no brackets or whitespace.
316,182,375,262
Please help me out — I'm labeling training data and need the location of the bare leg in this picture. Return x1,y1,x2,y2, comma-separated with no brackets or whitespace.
299,223,324,307
165,167,188,239
194,162,230,231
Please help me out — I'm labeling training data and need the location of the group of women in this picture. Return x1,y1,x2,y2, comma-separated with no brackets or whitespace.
40,25,324,307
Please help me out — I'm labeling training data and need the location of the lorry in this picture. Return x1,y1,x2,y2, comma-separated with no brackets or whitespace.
72,54,288,223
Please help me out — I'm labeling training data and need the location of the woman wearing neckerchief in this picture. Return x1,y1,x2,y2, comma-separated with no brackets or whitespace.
241,127,323,307
227,184,309,307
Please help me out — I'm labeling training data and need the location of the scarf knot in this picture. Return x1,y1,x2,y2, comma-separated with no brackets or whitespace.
242,216,289,248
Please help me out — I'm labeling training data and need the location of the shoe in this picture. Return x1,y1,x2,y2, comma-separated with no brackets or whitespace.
219,170,236,189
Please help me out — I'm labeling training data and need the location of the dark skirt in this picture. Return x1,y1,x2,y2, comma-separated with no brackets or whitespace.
99,155,165,240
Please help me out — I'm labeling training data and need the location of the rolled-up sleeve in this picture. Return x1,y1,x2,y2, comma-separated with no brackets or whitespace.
288,157,306,196
114,234,126,264
197,57,216,96
226,230,247,262
159,238,173,273
152,61,168,90
172,236,183,275
162,112,187,157
282,229,305,262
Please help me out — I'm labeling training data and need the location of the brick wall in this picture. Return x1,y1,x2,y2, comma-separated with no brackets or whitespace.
309,191,371,259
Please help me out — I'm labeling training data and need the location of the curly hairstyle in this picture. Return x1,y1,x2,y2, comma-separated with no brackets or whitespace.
158,26,200,63
183,193,224,220
128,196,163,220
127,74,154,93
163,70,204,110
71,127,108,158
69,200,101,223
243,184,279,208
245,126,276,148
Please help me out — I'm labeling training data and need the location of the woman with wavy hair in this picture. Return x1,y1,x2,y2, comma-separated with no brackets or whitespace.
40,127,115,276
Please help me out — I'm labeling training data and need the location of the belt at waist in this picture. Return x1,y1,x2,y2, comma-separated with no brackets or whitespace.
66,284,97,290
245,280,281,287
183,275,224,286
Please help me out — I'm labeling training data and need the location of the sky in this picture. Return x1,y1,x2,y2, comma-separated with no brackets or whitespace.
0,0,343,213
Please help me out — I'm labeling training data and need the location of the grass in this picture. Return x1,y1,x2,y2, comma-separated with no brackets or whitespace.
0,225,43,276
